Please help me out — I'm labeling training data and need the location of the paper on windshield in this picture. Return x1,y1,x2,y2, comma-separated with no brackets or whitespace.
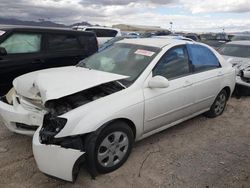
135,49,155,57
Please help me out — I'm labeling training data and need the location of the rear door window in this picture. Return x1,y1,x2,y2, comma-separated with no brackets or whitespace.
78,35,98,54
0,33,41,54
85,28,118,37
47,34,82,51
187,44,221,72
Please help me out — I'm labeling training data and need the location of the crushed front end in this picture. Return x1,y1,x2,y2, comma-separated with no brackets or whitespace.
33,127,85,182
0,89,46,135
33,81,126,181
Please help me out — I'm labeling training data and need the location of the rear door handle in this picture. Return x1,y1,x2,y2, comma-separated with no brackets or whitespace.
183,80,193,87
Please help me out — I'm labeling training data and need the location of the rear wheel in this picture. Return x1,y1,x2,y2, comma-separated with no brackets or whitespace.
205,89,228,118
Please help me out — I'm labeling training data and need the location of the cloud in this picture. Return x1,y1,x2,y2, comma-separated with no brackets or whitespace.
0,0,250,32
181,0,250,14
79,0,177,6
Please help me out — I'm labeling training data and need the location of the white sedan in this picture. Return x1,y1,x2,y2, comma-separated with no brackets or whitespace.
218,41,250,88
0,39,235,181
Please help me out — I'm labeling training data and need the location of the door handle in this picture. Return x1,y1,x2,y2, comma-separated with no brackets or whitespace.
183,80,193,87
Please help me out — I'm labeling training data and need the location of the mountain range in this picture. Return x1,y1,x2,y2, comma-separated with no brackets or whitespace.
0,17,92,28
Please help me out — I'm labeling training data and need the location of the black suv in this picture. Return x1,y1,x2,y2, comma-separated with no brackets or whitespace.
0,27,98,95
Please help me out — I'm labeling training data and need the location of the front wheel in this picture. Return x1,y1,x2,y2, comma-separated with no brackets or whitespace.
205,89,228,118
85,121,134,175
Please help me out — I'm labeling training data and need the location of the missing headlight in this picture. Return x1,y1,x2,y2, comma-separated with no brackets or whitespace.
39,114,67,144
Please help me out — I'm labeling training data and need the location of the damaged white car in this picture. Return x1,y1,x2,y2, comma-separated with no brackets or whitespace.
219,41,250,90
0,39,235,181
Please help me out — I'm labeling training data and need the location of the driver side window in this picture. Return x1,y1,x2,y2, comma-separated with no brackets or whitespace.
153,45,190,80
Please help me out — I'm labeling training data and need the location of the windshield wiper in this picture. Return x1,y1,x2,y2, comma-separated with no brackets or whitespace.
116,81,127,89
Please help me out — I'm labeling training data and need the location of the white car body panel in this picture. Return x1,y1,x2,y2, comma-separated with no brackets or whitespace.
0,66,128,135
223,55,250,66
56,86,144,139
33,128,84,181
0,39,236,181
13,66,128,103
222,56,250,87
143,72,196,133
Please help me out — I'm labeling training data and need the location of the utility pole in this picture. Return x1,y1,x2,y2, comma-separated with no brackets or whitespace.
170,22,173,33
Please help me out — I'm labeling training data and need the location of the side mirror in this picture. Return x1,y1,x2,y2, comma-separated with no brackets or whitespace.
0,47,7,56
148,76,170,89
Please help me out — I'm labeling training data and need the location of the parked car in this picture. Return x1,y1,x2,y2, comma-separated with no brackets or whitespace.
200,33,230,49
99,35,139,51
0,38,235,181
72,26,121,46
0,27,98,95
184,33,201,42
231,34,250,41
218,41,250,95
153,35,194,42
127,32,140,36
140,30,171,38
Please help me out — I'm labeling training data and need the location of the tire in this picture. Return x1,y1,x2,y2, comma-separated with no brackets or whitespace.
204,89,228,118
85,121,134,175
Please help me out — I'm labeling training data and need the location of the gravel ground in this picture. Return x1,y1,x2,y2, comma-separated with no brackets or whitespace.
0,97,249,188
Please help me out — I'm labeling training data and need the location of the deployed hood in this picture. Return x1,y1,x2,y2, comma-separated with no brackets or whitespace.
13,66,128,103
223,55,250,66
223,55,250,76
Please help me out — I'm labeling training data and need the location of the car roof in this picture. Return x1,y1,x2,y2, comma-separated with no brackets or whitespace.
226,40,250,45
72,26,120,31
117,38,191,48
0,26,95,35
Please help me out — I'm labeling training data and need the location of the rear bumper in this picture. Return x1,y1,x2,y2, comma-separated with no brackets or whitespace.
0,97,43,135
33,128,85,182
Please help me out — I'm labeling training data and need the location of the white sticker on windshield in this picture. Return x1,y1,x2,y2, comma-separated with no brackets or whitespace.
0,30,5,36
135,49,155,57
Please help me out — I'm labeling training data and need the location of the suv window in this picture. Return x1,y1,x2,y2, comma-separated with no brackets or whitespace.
0,33,41,54
85,28,118,37
187,44,220,72
153,45,190,79
78,35,98,54
47,34,81,51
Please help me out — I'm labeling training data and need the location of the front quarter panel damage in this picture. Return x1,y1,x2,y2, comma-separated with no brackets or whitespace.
55,87,144,140
33,128,84,182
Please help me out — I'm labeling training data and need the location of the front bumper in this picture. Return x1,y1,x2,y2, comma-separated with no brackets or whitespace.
0,96,44,135
236,76,250,87
33,128,85,182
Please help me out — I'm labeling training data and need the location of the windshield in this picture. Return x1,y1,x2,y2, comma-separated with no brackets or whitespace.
218,44,250,58
78,43,160,85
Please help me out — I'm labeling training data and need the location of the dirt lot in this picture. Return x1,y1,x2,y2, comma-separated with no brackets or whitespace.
0,97,249,188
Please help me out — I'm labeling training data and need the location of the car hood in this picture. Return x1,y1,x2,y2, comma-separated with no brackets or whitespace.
223,55,250,65
13,66,128,104
223,55,250,76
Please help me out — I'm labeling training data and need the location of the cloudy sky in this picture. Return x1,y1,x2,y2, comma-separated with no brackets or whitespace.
1,0,250,32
